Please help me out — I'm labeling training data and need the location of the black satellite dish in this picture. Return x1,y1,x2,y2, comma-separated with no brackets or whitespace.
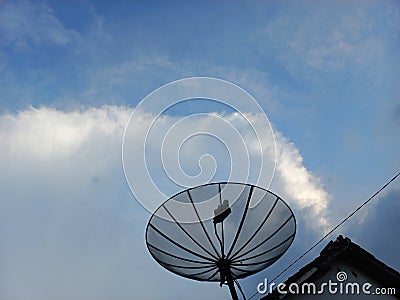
145,182,296,299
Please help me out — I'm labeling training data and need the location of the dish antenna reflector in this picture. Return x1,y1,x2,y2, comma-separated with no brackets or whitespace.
145,182,296,299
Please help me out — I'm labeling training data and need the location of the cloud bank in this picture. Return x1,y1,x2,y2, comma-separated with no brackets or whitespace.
0,105,330,299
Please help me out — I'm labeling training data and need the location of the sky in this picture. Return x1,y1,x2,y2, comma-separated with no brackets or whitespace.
0,1,399,299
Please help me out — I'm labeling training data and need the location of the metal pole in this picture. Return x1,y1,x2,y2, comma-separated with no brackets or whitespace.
226,271,239,300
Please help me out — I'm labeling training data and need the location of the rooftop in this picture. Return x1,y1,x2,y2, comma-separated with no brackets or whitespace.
262,235,400,299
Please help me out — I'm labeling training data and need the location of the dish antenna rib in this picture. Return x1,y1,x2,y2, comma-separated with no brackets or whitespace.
145,182,296,300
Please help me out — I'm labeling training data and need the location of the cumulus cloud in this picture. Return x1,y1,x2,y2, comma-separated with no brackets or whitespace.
272,131,330,232
0,105,331,299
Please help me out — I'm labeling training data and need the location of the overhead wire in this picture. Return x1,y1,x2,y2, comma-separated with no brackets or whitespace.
247,171,400,300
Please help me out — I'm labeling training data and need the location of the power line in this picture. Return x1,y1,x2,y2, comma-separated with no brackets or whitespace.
247,171,400,300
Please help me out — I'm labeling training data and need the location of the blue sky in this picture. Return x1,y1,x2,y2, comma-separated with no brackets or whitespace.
1,1,399,299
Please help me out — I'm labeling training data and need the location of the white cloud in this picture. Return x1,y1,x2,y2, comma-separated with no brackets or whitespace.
272,131,331,232
2,105,129,156
0,105,331,299
0,0,81,49
259,1,392,78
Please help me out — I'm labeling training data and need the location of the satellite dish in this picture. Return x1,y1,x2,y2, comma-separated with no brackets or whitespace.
145,182,296,299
